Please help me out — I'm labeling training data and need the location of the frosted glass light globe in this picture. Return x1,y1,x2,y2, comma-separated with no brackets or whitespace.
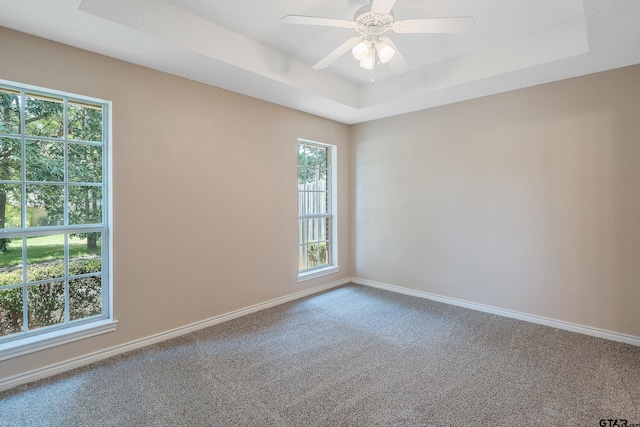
352,41,371,62
375,41,395,64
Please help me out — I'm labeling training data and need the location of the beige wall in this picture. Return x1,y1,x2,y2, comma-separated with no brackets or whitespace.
351,64,640,337
0,27,350,380
2,23,640,386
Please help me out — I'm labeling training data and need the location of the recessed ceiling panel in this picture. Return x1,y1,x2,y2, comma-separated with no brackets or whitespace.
0,0,638,124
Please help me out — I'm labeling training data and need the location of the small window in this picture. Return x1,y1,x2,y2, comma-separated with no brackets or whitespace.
297,140,337,279
0,81,111,351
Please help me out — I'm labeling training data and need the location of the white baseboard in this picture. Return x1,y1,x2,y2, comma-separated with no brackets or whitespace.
0,278,350,393
351,277,640,347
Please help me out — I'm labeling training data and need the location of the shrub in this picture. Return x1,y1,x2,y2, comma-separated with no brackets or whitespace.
0,238,11,254
0,287,22,336
0,257,102,337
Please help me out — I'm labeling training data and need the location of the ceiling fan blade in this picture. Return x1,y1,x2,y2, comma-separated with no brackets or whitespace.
393,17,475,34
381,37,408,74
282,15,355,29
371,0,397,15
313,37,362,70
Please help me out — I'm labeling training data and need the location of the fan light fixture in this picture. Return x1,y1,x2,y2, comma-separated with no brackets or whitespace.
359,48,375,70
375,41,395,63
282,0,475,72
352,40,371,61
351,39,395,69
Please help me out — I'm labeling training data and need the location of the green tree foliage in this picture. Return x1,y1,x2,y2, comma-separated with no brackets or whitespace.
0,91,103,250
0,89,105,338
68,102,102,141
306,243,328,268
297,144,328,184
66,103,103,249
0,91,22,252
0,91,20,133
0,258,102,336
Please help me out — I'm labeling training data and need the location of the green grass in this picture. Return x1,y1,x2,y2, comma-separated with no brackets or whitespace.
0,235,101,268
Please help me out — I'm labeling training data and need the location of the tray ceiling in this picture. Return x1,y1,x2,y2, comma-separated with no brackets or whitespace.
0,0,639,124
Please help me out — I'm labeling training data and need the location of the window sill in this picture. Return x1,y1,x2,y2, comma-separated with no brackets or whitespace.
298,265,340,282
0,319,118,362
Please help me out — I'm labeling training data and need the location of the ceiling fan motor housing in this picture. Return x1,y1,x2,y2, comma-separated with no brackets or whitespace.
354,5,394,41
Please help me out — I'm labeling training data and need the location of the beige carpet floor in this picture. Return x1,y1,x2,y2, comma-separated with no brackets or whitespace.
1,284,639,426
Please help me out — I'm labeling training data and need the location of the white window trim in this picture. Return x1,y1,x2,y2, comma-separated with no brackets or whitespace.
297,265,340,282
0,319,118,362
0,79,115,360
297,139,339,279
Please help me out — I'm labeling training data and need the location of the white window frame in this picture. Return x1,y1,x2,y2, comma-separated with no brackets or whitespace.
297,139,339,282
0,80,116,361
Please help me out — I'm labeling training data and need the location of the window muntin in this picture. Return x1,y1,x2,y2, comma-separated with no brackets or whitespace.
298,140,334,273
0,82,109,342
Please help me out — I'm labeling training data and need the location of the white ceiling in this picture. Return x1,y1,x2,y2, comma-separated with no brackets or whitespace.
1,0,639,124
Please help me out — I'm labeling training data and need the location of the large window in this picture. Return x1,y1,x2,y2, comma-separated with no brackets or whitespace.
0,81,111,352
297,140,337,279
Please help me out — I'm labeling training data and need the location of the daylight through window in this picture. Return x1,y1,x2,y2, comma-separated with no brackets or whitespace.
298,140,334,274
0,82,109,343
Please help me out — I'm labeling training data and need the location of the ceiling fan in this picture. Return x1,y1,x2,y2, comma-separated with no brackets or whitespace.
282,0,474,72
